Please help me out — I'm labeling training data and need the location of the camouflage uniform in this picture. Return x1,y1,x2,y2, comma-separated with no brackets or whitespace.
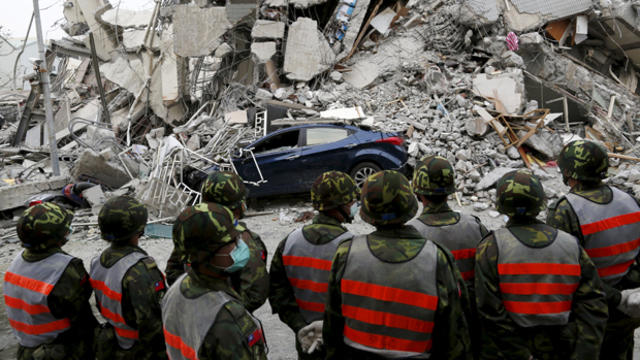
269,171,358,360
323,170,472,360
163,203,267,359
476,170,608,360
8,203,97,360
93,196,167,360
547,140,640,360
410,156,488,359
166,171,269,313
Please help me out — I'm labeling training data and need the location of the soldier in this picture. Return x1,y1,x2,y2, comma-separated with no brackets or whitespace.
4,202,97,360
324,170,472,359
476,169,608,360
408,155,488,358
90,196,167,360
547,140,640,360
269,171,358,359
166,171,269,313
162,202,267,359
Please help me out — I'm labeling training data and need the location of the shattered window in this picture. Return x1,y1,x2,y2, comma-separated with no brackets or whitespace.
253,130,300,154
305,128,349,146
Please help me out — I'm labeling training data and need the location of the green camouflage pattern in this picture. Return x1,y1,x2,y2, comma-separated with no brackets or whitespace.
310,171,359,211
412,155,456,195
360,170,418,226
269,213,350,360
95,245,167,360
17,202,73,250
558,140,609,183
323,225,472,359
201,171,247,210
547,184,640,360
495,169,545,217
419,201,460,226
173,203,239,266
16,247,98,360
230,223,269,313
180,270,268,359
98,196,148,243
475,220,608,360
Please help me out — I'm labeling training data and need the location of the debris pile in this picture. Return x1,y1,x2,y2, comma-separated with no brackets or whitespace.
1,0,640,223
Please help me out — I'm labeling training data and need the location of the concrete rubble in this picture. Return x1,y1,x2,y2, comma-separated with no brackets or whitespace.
2,0,640,226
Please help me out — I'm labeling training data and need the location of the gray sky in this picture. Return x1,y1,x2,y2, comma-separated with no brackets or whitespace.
1,0,156,41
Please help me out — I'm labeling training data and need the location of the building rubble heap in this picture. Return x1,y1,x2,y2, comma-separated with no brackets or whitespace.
1,0,640,225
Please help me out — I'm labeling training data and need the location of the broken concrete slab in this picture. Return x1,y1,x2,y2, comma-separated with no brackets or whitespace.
173,4,231,57
99,8,153,28
81,185,106,207
519,129,564,159
123,30,160,52
75,0,117,61
343,60,379,89
289,0,329,8
472,69,526,115
475,167,515,190
251,42,277,63
225,110,249,124
160,26,181,105
371,7,397,36
336,0,371,59
284,18,336,81
100,55,145,96
226,0,256,24
320,106,366,120
0,177,70,211
72,149,130,189
251,20,286,39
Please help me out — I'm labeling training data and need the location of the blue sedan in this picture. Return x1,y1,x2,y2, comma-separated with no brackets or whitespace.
196,124,409,198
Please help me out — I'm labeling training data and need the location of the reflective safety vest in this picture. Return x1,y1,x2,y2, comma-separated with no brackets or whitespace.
495,228,581,327
161,274,265,360
282,228,353,323
408,213,483,283
4,250,74,347
566,186,640,285
90,251,147,349
341,235,438,359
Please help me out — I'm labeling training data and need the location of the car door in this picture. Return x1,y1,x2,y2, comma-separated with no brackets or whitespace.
233,128,305,197
298,126,356,189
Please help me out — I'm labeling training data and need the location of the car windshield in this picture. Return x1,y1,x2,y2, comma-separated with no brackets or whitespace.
305,128,349,146
252,130,300,154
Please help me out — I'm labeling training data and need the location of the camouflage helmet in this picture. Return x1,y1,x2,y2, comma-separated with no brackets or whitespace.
412,155,455,195
172,203,239,264
557,140,609,183
495,169,545,217
311,171,360,211
360,170,418,226
201,171,247,210
17,202,73,250
98,196,148,243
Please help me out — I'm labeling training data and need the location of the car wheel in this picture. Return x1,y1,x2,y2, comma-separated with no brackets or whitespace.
350,162,382,187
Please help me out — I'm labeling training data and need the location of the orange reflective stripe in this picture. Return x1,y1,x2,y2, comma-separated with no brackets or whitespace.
289,277,328,293
98,302,127,325
500,282,579,295
295,298,325,313
114,326,139,340
586,237,640,258
498,263,581,276
581,211,640,236
451,248,476,260
9,318,70,335
341,279,438,310
4,295,50,315
342,304,434,333
90,278,122,302
597,259,635,278
344,324,432,353
282,255,332,271
460,270,474,281
164,327,197,360
503,300,572,314
4,272,54,295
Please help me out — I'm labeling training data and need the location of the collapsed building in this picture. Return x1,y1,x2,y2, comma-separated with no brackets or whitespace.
1,0,640,229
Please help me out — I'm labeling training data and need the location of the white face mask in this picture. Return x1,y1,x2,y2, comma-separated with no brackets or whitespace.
349,202,359,218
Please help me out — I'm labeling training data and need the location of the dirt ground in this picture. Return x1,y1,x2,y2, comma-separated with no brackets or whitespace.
0,195,638,359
